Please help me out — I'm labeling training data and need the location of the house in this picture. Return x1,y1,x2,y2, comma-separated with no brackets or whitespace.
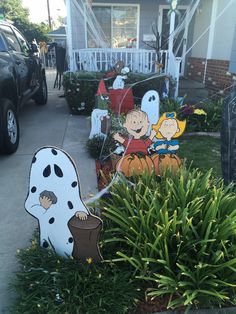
186,0,236,94
65,0,236,94
48,26,67,47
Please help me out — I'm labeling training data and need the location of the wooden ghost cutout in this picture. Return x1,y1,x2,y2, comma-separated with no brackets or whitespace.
89,109,111,139
25,146,103,263
141,90,160,136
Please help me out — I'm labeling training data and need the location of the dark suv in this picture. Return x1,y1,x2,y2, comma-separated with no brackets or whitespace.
0,20,48,154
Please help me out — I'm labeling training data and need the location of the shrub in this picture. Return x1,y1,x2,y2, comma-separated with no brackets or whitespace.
10,239,140,314
63,72,104,115
63,71,170,115
101,167,236,310
86,134,116,159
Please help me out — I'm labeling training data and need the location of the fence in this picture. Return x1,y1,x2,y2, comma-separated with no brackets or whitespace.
72,48,169,74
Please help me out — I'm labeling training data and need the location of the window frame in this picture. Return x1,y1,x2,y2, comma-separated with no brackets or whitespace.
0,24,22,52
88,3,140,49
12,27,31,55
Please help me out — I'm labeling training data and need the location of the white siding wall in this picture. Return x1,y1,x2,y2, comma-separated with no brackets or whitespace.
191,0,213,58
190,0,236,60
229,25,236,74
71,0,86,49
211,0,236,60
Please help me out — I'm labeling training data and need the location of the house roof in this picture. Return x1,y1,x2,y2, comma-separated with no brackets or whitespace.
48,26,66,37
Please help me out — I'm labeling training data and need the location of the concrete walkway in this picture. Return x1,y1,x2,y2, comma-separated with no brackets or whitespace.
0,70,97,313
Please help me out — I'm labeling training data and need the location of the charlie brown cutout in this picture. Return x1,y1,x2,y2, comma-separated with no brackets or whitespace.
113,109,157,177
151,112,186,174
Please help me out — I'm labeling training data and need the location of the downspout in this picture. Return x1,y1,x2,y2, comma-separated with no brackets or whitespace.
203,0,218,85
66,0,75,71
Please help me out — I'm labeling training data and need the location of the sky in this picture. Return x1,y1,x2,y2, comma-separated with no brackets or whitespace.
22,0,66,25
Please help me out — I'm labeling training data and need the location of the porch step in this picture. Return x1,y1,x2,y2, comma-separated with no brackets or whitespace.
178,78,209,105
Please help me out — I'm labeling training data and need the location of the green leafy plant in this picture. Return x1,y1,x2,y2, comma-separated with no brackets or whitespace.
101,168,236,310
86,134,116,159
160,97,183,115
178,98,223,132
10,239,140,314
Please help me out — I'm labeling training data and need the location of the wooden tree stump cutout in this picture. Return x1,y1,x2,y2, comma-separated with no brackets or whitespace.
25,146,103,263
68,215,102,263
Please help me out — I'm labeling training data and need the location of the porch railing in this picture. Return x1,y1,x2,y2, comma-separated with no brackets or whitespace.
72,48,169,74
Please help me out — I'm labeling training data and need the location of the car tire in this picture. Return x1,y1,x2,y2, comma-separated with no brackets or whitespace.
0,99,19,154
34,75,48,105
221,85,236,184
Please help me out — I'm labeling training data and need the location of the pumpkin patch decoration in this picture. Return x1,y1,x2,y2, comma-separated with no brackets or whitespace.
113,109,157,177
152,112,186,174
116,152,155,177
151,153,181,175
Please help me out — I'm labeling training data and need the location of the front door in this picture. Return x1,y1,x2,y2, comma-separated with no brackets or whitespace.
158,5,189,76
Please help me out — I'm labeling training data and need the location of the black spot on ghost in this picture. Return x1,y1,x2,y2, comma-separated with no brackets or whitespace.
32,156,36,163
42,240,49,248
152,95,155,101
149,96,152,102
68,237,73,243
54,164,63,177
49,217,55,224
43,165,51,177
71,181,77,188
67,201,73,209
31,186,37,193
51,149,58,155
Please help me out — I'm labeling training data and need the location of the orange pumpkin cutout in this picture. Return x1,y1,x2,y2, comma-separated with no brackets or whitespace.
156,153,181,175
150,154,160,176
116,153,155,177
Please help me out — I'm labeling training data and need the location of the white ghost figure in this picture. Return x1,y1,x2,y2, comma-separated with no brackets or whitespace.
141,90,160,135
89,109,109,139
25,147,89,257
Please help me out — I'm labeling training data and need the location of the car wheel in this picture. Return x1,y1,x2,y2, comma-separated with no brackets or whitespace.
0,99,19,154
34,75,48,105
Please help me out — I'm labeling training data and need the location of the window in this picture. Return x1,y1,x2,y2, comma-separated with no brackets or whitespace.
0,24,21,52
13,28,30,55
88,4,139,49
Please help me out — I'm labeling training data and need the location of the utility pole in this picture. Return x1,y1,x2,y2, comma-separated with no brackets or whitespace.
47,0,52,29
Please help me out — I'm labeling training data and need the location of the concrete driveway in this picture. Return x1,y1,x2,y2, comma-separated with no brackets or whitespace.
0,72,97,313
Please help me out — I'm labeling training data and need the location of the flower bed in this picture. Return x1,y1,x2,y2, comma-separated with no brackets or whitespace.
11,168,236,313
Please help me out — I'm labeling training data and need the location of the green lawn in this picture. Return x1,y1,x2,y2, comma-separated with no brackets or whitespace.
179,135,221,177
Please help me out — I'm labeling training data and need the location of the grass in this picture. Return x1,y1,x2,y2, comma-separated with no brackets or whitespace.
10,240,141,314
179,135,221,177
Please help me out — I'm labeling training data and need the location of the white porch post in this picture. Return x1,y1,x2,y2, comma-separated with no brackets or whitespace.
168,9,180,98
203,0,218,84
66,0,76,71
168,11,175,55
